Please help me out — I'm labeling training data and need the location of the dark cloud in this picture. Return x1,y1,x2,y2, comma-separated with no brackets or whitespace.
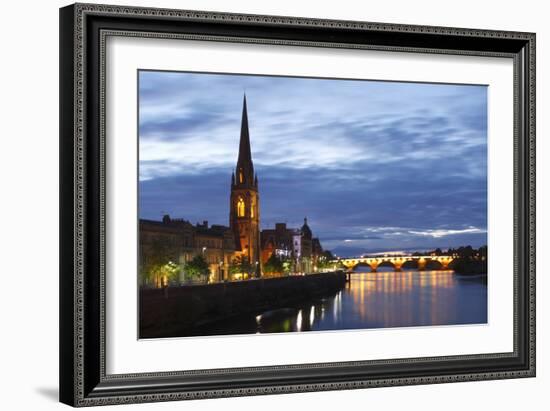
140,112,228,140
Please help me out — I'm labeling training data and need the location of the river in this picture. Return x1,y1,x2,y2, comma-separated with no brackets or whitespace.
192,269,488,336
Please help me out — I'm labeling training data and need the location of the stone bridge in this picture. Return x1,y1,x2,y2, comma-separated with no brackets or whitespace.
334,255,454,272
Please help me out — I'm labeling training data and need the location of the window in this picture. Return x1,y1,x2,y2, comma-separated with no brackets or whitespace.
239,168,244,183
250,201,255,218
237,197,245,217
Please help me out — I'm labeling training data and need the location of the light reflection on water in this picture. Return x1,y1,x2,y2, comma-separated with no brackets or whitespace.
340,269,484,330
194,270,487,336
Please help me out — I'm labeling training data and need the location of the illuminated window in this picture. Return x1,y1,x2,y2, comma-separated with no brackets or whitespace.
239,169,244,183
250,201,255,218
237,197,245,217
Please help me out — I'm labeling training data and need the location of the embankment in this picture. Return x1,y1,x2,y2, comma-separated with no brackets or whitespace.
140,271,346,338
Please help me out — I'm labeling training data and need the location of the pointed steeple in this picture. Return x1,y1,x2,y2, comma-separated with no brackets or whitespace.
235,93,255,187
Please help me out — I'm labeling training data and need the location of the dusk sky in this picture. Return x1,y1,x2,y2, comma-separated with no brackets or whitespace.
139,70,488,257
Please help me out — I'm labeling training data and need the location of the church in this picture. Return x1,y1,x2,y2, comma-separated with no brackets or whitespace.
229,95,324,277
229,95,262,277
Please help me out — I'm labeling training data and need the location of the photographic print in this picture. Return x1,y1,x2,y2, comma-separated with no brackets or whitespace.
138,71,488,339
60,6,535,404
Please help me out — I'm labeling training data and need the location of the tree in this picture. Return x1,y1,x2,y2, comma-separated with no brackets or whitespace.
229,256,253,279
450,245,488,275
140,237,179,287
184,255,210,281
316,255,331,270
263,253,284,274
143,261,180,288
478,245,488,261
282,259,293,275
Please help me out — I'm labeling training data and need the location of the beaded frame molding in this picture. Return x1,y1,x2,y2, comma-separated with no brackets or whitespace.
59,3,535,407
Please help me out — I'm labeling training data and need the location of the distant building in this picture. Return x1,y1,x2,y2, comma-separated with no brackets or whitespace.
194,220,238,281
139,216,194,287
139,216,236,286
261,218,324,274
261,223,295,263
312,237,324,269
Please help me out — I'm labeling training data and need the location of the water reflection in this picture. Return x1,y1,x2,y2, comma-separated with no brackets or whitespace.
192,270,487,336
346,269,469,328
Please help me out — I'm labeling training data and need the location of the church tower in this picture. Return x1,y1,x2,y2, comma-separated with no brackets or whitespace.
230,94,261,277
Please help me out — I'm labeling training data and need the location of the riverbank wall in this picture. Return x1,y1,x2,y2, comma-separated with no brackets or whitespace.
139,271,346,338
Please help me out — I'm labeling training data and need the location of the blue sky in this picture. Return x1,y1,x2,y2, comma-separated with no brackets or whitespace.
139,70,488,257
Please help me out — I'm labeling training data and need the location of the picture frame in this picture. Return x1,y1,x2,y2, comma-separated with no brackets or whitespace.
59,2,535,407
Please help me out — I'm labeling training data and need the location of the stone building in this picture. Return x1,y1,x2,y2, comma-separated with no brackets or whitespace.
193,221,238,282
139,216,236,286
260,218,324,274
260,223,295,263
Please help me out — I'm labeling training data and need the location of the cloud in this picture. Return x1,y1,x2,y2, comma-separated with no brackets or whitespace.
138,71,488,255
139,72,487,179
408,226,487,238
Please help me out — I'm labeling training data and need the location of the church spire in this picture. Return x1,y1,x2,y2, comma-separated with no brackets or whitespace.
235,94,255,187
230,93,261,277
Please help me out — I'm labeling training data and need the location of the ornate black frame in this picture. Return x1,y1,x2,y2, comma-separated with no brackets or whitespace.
59,3,536,407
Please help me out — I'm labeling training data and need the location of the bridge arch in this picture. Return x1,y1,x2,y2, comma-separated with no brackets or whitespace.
352,262,374,272
401,259,419,270
377,260,397,271
426,259,444,270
